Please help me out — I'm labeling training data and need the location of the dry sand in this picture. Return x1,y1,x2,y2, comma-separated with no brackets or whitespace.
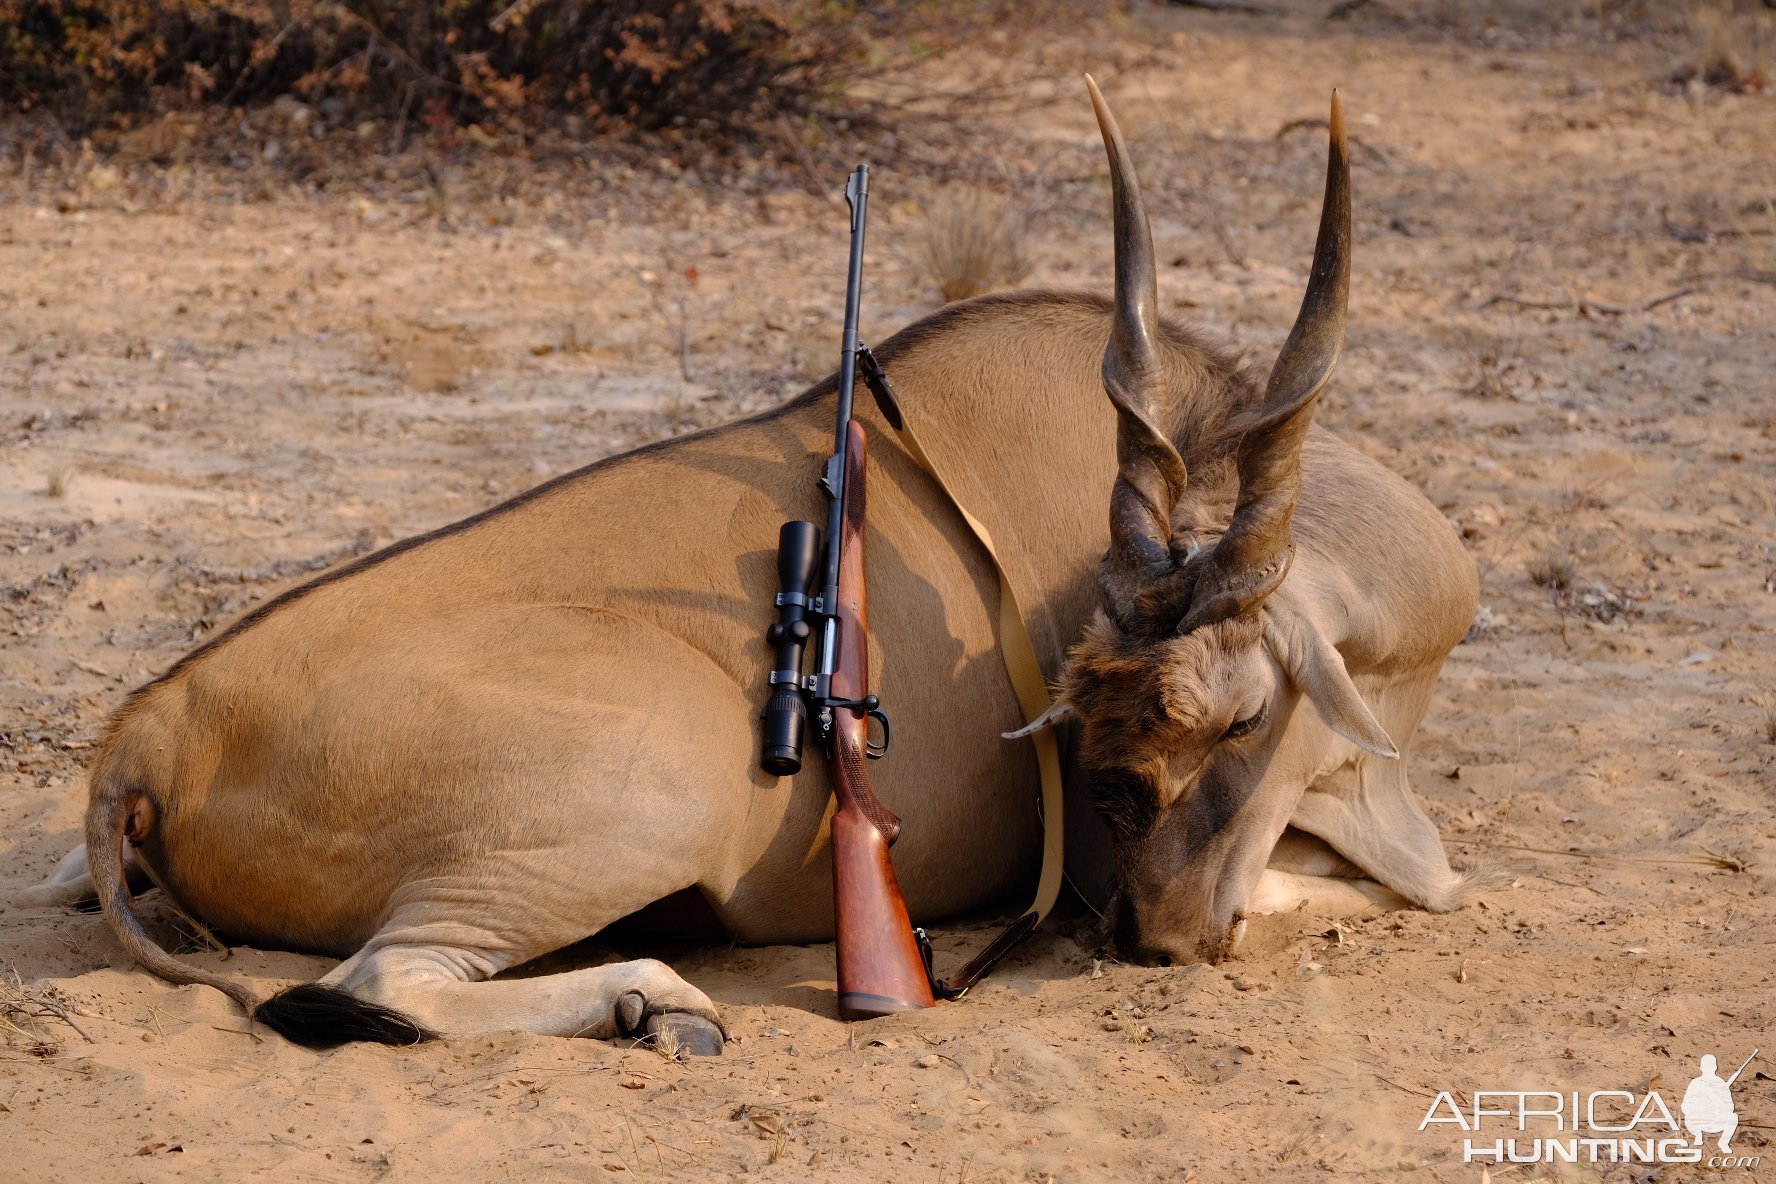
2,4,1773,1181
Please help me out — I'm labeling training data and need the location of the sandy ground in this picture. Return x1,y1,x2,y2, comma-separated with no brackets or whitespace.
3,3,1774,1181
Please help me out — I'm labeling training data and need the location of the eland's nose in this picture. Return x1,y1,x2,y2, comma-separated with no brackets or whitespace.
1113,902,1238,967
1113,904,1196,967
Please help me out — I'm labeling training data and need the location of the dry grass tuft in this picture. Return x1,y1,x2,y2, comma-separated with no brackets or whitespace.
914,189,1031,303
1458,323,1529,400
1680,0,1772,91
649,1022,684,1062
1697,846,1750,874
558,321,594,356
1526,547,1575,591
1754,692,1776,744
157,898,227,955
45,465,74,498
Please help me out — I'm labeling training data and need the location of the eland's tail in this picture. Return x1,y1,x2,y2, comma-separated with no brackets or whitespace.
84,766,260,1013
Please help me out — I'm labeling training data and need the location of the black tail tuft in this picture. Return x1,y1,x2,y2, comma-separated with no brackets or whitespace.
253,984,437,1050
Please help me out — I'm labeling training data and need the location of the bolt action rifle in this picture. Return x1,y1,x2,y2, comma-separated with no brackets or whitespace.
759,164,936,1019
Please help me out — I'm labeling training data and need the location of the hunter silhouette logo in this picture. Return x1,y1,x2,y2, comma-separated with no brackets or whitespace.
1418,1047,1763,1169
1683,1051,1756,1154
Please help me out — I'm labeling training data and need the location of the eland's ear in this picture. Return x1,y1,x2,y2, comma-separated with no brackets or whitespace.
1003,699,1074,740
1262,608,1397,759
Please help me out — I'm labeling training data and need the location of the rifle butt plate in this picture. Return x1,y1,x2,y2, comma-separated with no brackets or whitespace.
839,991,933,1020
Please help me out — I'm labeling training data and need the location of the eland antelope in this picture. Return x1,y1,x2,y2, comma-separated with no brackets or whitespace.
11,80,1481,1052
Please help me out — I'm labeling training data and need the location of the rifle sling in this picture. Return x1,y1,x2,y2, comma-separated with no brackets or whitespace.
857,354,1066,998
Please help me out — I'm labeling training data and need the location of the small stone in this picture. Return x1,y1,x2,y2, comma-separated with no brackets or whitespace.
914,1054,941,1069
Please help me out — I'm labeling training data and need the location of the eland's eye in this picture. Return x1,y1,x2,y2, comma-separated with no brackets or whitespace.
1091,767,1159,838
1223,707,1267,741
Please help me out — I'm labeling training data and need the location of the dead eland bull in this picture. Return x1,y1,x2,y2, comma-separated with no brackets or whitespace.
11,81,1480,1054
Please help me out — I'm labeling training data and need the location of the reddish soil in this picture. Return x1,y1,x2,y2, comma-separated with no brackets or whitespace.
3,4,1773,1181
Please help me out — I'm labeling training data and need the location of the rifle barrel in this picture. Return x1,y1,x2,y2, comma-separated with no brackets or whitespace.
816,164,872,690
835,165,869,459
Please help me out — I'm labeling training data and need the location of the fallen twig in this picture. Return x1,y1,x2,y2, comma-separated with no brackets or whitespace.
1664,222,1775,245
776,113,842,205
2,969,95,1045
1448,838,1749,871
211,1024,265,1044
1169,0,1282,13
1641,287,1700,311
1327,0,1397,16
1480,268,1774,317
1712,267,1776,286
1273,117,1392,166
1537,874,1605,896
1478,288,1698,316
487,0,544,33
1356,1062,1437,1098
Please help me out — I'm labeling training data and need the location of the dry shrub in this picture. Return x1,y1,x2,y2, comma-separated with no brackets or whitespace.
914,188,1031,303
1526,547,1575,591
1678,0,1772,91
1,967,90,1052
0,1,866,143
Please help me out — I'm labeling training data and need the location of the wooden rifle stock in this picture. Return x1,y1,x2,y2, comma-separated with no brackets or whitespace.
828,419,936,1019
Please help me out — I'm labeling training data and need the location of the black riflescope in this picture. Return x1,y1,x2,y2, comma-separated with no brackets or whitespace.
762,520,821,775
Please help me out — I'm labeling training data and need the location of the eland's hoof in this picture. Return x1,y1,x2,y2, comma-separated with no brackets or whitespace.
647,1011,725,1058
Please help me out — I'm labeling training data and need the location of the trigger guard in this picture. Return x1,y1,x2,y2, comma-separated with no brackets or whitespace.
865,708,891,758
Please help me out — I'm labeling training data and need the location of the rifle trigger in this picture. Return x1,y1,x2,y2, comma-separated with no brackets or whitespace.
865,708,890,759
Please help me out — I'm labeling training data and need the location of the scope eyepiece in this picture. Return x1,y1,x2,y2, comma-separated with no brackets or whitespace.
761,689,807,776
